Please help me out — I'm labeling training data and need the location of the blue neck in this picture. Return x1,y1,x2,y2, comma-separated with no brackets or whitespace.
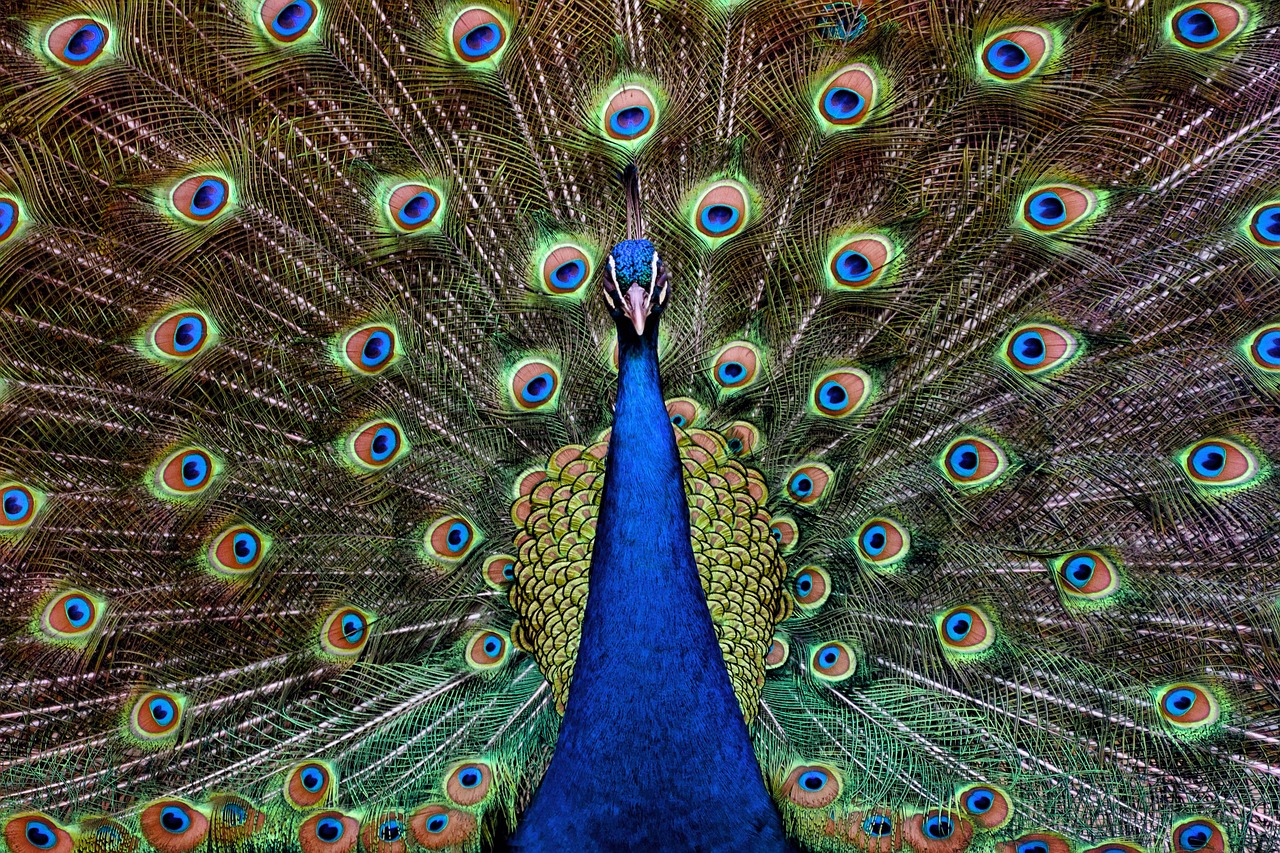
511,325,789,851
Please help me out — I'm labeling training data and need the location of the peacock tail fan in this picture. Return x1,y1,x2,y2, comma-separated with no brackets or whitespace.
1,0,1279,850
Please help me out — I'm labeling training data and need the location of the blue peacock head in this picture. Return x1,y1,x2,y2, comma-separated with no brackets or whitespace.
603,239,668,337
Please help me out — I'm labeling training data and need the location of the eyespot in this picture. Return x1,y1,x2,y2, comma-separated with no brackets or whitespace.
1247,203,1280,248
1156,683,1220,730
981,27,1052,81
724,421,760,455
3,814,73,853
209,794,264,843
784,464,832,506
782,764,840,808
451,7,507,63
170,175,232,224
410,805,477,850
601,85,659,143
827,234,894,289
260,0,318,42
129,690,184,741
691,180,751,242
810,368,871,418
940,436,1008,488
815,63,877,129
764,636,789,669
905,809,974,851
285,761,335,808
712,342,760,392
1020,184,1098,233
860,813,896,839
299,812,358,853
1173,818,1226,853
810,641,854,681
40,590,102,640
445,761,493,806
346,420,407,470
509,359,561,411
387,183,442,232
1170,2,1247,51
770,516,798,553
149,310,213,361
321,607,370,657
1180,438,1257,488
341,325,397,374
1053,550,1119,600
665,398,700,430
2,482,40,530
936,606,995,654
140,800,208,853
360,814,408,853
484,554,516,589
957,784,1011,829
1081,844,1147,853
855,517,911,569
1245,324,1280,370
207,524,269,577
791,566,830,610
153,446,216,497
0,196,24,243
46,18,109,67
1005,834,1073,853
1001,323,1079,375
425,514,481,563
540,243,593,295
466,630,509,670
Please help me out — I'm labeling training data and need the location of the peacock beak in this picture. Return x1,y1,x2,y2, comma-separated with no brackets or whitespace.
623,283,650,337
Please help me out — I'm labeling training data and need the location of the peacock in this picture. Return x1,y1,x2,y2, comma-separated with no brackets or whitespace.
2,0,1280,850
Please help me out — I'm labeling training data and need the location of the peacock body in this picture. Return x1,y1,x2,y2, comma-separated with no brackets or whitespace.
2,0,1280,851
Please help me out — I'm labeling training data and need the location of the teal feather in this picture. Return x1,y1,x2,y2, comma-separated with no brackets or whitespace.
2,0,1279,851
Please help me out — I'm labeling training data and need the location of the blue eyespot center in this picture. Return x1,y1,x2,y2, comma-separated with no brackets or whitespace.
727,438,744,454
398,191,437,226
1254,206,1280,240
610,106,651,137
521,372,554,403
1256,330,1280,365
65,23,105,61
1191,444,1226,477
1018,843,1050,853
149,697,174,724
949,443,979,476
426,814,448,833
922,814,954,839
823,87,865,120
301,767,325,791
862,815,892,836
361,331,391,367
181,454,209,487
379,820,402,842
1064,555,1096,588
458,767,482,788
1164,687,1197,716
502,562,515,580
3,488,31,521
370,426,398,462
670,414,686,427
701,204,740,234
316,817,344,842
173,317,204,353
446,521,471,552
0,200,15,237
790,474,813,497
551,259,586,290
190,180,226,217
795,573,813,596
64,596,91,627
483,636,502,657
718,361,746,383
798,769,827,790
341,615,365,643
987,39,1030,73
222,803,248,826
1177,8,1218,43
160,806,190,834
1179,823,1213,850
819,381,848,408
461,23,500,56
945,613,972,641
272,0,314,36
25,820,57,850
835,250,872,282
818,647,839,667
861,525,887,556
965,789,993,813
1012,330,1046,365
1028,191,1066,226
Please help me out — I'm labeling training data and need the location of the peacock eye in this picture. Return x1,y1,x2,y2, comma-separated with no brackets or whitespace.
427,815,448,832
1170,2,1247,50
150,310,212,360
785,464,832,505
1173,818,1224,853
140,800,207,852
770,516,798,553
2,482,39,530
451,7,507,62
410,804,478,846
981,27,1052,81
341,325,397,374
47,18,110,67
810,368,871,418
540,243,593,295
940,436,1008,487
602,85,659,143
484,554,517,588
286,761,334,807
508,359,561,411
712,342,760,392
260,0,318,42
691,181,751,243
784,764,840,807
724,421,760,456
827,235,894,289
170,175,232,224
425,514,481,563
347,420,406,470
446,761,493,805
937,606,995,654
321,606,370,657
378,820,402,841
1247,203,1280,247
1245,324,1280,371
1156,683,1219,729
1020,184,1098,233
863,815,893,836
814,64,878,130
130,691,183,740
665,398,700,430
0,196,21,243
466,630,509,669
314,817,344,841
855,517,911,569
387,183,442,232
764,636,789,669
791,566,830,609
208,524,268,576
40,590,102,640
1180,438,1257,488
1054,550,1119,600
7,815,70,853
810,641,854,681
1001,323,1079,375
921,811,954,839
957,783,1011,829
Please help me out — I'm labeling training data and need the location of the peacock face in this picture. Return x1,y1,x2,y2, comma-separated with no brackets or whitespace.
603,239,668,336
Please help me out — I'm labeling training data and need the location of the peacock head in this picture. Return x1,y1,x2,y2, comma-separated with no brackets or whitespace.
603,239,668,337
